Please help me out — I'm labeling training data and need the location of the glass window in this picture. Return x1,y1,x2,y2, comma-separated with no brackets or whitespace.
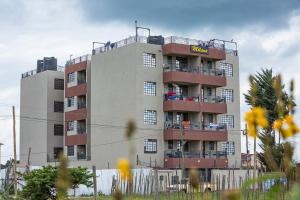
54,78,64,90
144,139,157,153
68,72,76,83
168,141,173,149
144,110,157,125
54,101,64,113
53,147,63,159
209,142,215,151
144,81,156,96
67,146,74,156
222,89,234,102
220,115,234,128
67,96,75,107
220,63,233,77
143,53,156,68
54,124,63,136
222,141,235,155
67,121,75,131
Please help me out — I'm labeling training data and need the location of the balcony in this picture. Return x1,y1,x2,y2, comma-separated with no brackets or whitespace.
162,37,226,60
164,150,228,169
163,65,226,87
164,122,227,141
164,94,227,113
65,134,87,146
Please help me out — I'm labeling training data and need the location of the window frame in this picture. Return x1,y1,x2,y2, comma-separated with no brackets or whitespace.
144,81,156,96
68,72,76,83
54,101,64,113
220,115,234,128
67,146,75,156
143,53,156,68
54,124,63,136
219,62,233,77
144,110,157,125
222,89,234,102
54,78,64,90
144,139,157,153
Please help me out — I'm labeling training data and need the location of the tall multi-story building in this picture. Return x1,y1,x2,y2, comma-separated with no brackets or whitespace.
20,58,64,165
20,35,241,180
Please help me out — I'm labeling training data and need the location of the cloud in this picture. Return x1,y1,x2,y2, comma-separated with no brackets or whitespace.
79,0,300,31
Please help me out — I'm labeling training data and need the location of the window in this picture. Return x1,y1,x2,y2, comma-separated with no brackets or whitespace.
54,79,64,90
220,63,233,76
143,53,156,68
67,96,75,107
54,124,63,136
144,81,156,96
222,141,235,155
54,101,64,113
168,141,173,149
67,121,75,131
207,88,212,96
144,110,157,125
67,146,74,156
144,139,157,153
209,142,215,151
171,175,179,184
220,115,234,128
68,72,76,83
222,89,234,102
53,147,63,159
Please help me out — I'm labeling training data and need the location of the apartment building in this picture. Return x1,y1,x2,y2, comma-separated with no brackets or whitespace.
20,58,64,165
20,35,241,180
63,35,241,175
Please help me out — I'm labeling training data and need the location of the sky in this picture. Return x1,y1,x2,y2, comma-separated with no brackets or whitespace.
1,0,300,163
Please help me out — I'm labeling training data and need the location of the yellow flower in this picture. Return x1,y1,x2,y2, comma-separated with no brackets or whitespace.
117,158,132,182
244,107,269,137
273,115,300,139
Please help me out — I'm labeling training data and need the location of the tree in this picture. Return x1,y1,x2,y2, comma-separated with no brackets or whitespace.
244,68,292,171
69,167,93,196
21,166,57,200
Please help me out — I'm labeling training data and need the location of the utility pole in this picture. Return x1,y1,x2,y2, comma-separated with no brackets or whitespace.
180,114,185,184
12,106,17,197
242,125,249,176
92,165,97,200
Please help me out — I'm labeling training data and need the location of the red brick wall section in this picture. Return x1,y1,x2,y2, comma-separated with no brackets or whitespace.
162,43,226,60
65,108,87,121
163,100,200,112
163,71,226,87
200,103,227,114
163,129,228,141
65,83,87,97
65,134,87,146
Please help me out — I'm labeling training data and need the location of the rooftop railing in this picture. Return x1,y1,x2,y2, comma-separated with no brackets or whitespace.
21,66,64,79
163,65,225,76
65,54,91,67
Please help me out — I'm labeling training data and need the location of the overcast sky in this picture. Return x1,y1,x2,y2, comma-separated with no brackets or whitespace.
1,0,300,163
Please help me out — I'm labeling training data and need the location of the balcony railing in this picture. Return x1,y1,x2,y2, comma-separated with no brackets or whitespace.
21,66,64,79
202,95,226,103
164,150,227,159
164,93,226,104
163,65,225,77
77,102,86,109
77,127,86,134
164,121,227,131
164,93,200,102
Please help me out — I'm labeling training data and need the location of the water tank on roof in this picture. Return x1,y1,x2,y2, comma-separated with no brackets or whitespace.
147,35,164,45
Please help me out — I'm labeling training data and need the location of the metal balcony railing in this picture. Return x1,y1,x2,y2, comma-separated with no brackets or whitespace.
201,95,226,103
77,102,86,109
164,93,200,102
163,65,225,77
164,121,227,131
164,150,227,158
